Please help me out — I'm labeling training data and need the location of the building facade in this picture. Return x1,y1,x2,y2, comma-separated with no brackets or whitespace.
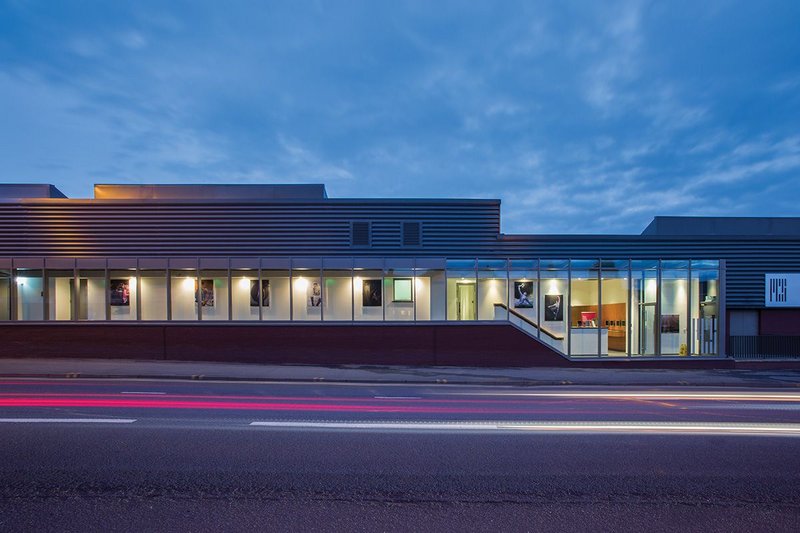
1,183,798,364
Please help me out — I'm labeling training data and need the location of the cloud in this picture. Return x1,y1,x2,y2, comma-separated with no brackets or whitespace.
580,0,644,113
277,136,355,182
118,31,147,50
0,1,797,234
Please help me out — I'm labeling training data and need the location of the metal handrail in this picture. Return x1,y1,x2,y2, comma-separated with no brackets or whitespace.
494,303,564,341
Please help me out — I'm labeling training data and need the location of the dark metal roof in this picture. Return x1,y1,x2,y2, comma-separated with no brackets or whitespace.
641,216,800,236
0,184,67,199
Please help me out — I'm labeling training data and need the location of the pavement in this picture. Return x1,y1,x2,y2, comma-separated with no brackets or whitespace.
2,357,800,388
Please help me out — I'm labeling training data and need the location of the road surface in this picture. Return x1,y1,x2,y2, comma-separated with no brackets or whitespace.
1,378,799,531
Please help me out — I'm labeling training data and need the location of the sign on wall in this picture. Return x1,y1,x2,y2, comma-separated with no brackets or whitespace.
765,274,800,307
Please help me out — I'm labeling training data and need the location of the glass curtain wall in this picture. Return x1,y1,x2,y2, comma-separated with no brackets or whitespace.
79,269,106,320
601,260,629,357
0,269,10,321
446,260,476,321
109,269,137,321
231,269,260,321
1,257,723,359
292,269,321,321
199,270,228,321
691,260,719,355
324,269,353,321
262,269,290,321
477,260,508,321
14,268,44,321
539,260,568,353
507,260,538,335
385,267,415,321
47,269,75,321
140,270,167,321
354,270,383,321
170,270,198,321
631,261,658,356
569,260,600,356
660,261,689,355
413,268,443,321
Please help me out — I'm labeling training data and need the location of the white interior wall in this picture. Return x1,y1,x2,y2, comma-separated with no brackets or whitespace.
171,276,197,320
18,277,43,321
293,277,321,321
0,280,9,320
325,276,353,321
141,277,167,320
478,278,506,320
414,277,431,321
86,278,106,320
429,273,445,320
48,277,72,321
601,279,627,305
570,279,598,307
232,276,259,320
263,277,290,320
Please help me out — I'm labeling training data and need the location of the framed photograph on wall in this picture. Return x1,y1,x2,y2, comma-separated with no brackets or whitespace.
109,279,130,307
195,279,215,307
249,280,270,307
362,279,382,307
544,294,563,321
308,281,322,307
660,314,680,333
513,281,534,308
392,278,413,302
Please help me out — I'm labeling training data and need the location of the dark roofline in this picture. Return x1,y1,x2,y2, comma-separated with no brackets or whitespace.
642,216,800,236
0,184,67,199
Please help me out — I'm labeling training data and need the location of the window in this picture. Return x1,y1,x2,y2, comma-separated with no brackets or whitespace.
351,222,371,247
402,222,421,247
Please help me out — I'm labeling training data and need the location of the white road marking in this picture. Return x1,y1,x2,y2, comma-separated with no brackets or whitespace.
450,391,800,401
0,418,137,424
251,421,496,430
249,420,800,435
120,391,166,395
373,396,422,400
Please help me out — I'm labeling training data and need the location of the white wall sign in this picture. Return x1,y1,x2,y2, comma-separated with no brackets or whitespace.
765,274,800,307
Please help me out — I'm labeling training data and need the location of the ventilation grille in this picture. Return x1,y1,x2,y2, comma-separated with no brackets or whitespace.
402,222,421,246
351,221,371,246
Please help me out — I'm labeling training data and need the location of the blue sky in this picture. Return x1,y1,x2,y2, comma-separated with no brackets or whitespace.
1,1,799,234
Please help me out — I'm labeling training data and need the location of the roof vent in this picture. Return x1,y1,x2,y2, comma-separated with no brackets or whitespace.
402,222,421,246
351,221,371,247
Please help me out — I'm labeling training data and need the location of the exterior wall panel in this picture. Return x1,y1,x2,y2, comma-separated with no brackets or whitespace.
1,198,798,311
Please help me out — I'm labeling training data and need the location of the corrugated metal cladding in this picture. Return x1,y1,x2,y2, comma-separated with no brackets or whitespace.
1,199,798,308
0,199,501,255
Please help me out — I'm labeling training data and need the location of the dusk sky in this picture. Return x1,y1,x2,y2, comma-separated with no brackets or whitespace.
1,1,798,234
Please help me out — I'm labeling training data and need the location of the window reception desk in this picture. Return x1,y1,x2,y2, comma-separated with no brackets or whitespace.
569,328,608,355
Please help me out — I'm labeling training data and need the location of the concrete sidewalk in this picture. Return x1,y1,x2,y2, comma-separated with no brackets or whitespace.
2,358,800,388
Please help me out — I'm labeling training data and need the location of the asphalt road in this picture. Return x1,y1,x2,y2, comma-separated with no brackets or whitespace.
2,378,800,532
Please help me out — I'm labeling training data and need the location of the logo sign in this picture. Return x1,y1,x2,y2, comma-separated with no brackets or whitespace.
765,274,800,307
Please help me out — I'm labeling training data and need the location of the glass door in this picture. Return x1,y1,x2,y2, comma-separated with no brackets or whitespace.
639,302,656,355
456,283,476,320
